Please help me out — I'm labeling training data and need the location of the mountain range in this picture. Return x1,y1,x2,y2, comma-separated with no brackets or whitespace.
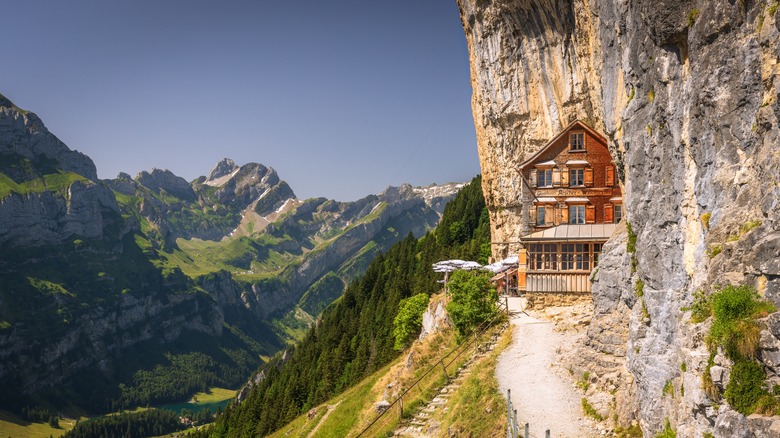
0,93,464,414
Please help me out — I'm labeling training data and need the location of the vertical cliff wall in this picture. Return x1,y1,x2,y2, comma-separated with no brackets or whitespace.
458,0,780,435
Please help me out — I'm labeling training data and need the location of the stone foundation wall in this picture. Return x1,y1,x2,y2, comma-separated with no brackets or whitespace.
525,292,592,309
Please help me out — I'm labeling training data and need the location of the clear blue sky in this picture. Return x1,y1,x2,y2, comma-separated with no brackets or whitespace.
4,1,479,201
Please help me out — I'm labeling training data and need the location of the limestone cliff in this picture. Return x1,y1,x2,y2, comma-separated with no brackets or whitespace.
458,0,780,435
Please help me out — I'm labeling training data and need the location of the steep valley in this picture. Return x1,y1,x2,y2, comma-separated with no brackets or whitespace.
0,93,463,418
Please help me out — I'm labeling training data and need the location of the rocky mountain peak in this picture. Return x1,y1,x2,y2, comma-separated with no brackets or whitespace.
207,158,239,183
0,92,98,182
0,93,17,109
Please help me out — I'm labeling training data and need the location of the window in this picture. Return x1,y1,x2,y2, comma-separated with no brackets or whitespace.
570,132,584,151
561,243,590,270
575,244,590,270
569,168,584,186
569,205,585,224
561,244,575,270
537,169,552,187
537,206,546,225
614,204,623,223
528,243,557,271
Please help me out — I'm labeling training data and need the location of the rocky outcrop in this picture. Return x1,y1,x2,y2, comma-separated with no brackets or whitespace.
0,96,97,181
135,168,197,201
0,97,119,246
0,290,222,393
0,181,119,246
458,0,780,435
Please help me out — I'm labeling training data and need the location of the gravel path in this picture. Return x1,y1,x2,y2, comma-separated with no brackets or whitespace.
496,297,598,438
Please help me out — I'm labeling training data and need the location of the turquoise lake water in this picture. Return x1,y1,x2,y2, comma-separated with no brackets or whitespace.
156,398,232,415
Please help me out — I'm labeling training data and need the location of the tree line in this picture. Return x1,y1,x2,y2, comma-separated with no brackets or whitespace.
192,175,491,437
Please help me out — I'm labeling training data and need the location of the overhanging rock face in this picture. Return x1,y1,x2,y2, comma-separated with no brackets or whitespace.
457,0,780,435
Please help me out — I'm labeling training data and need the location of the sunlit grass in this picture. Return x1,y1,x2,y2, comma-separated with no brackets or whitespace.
0,410,80,438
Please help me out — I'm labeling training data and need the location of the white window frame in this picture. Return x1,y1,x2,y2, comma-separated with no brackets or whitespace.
570,132,585,151
537,169,553,187
614,204,623,223
569,168,584,186
569,205,585,224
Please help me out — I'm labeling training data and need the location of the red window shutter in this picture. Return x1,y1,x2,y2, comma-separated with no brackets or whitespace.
529,170,537,188
585,205,595,223
552,168,561,187
605,165,615,187
584,167,594,187
604,204,614,223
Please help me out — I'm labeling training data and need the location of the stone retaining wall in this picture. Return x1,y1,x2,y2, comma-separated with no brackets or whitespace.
525,292,592,309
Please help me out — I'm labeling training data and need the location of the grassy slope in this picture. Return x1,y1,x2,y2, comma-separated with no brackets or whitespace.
267,303,510,437
0,410,79,438
0,171,88,199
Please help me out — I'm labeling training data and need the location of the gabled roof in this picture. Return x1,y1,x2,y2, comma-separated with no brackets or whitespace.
518,120,608,170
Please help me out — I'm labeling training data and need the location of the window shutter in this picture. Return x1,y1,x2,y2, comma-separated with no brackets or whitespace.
560,167,569,186
545,207,554,225
529,206,536,224
552,168,561,187
585,205,596,223
529,170,537,188
604,204,614,223
605,165,615,187
560,205,569,224
584,167,594,187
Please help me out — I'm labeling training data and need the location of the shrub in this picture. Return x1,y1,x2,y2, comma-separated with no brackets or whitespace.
615,422,643,437
577,371,590,392
635,278,645,297
724,360,769,414
663,380,674,398
688,9,700,27
707,244,722,258
446,270,498,337
697,285,778,414
581,398,604,421
654,418,676,438
685,289,712,323
626,222,637,253
701,212,711,230
626,87,635,106
707,285,775,360
393,293,430,350
753,394,780,416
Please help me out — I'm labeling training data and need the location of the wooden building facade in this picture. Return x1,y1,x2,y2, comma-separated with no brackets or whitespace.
516,121,622,300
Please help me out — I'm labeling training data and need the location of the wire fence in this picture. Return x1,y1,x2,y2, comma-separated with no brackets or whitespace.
355,298,510,437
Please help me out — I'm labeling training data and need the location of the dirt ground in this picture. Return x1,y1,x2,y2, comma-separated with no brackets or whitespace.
495,297,600,438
